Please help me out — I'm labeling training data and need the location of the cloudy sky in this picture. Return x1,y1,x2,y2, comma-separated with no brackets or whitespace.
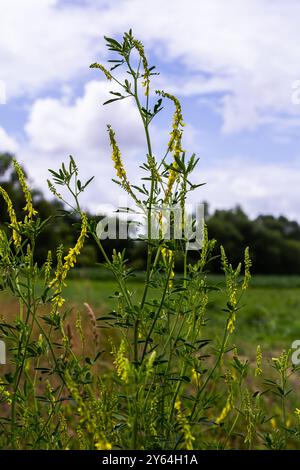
1,0,300,220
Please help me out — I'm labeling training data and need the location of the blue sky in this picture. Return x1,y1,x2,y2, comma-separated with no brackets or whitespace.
1,0,300,220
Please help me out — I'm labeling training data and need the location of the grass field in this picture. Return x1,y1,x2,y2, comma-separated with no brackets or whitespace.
67,271,300,353
2,270,298,358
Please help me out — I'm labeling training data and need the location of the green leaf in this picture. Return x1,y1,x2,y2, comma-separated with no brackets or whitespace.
103,98,123,106
110,63,123,71
154,98,162,114
109,91,123,97
48,169,63,180
62,162,67,176
104,36,123,51
82,176,95,190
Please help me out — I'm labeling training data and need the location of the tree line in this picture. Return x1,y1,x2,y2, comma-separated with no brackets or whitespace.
0,153,299,275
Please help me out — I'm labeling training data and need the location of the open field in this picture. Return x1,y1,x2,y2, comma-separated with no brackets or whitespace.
1,269,300,449
64,272,300,353
2,271,299,356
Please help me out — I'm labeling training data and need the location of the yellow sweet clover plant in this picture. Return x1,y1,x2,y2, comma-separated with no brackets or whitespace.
1,30,300,452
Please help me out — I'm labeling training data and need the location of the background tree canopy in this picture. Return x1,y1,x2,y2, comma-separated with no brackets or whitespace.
1,153,299,275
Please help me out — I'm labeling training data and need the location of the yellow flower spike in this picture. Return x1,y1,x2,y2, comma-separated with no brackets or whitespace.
107,125,138,202
111,339,130,383
64,371,111,450
95,441,112,451
0,186,21,247
47,180,63,201
132,38,150,96
49,244,64,287
62,213,88,277
156,90,185,200
220,245,229,271
43,250,52,284
215,383,234,425
146,351,157,379
270,417,276,430
215,372,235,425
49,214,88,299
215,395,233,425
13,159,38,219
242,246,252,290
227,311,236,334
255,345,263,376
164,161,179,202
90,62,112,81
0,381,12,405
155,90,184,156
191,368,201,386
108,125,126,181
295,408,300,418
220,245,238,309
161,247,174,288
175,400,195,450
148,154,162,183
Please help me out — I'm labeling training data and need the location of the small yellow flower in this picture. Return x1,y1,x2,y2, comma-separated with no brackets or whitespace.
47,180,63,201
65,371,111,450
191,368,201,386
270,417,276,429
146,351,157,378
90,62,112,80
220,245,238,308
215,373,234,424
132,38,150,96
215,388,234,425
107,125,137,202
155,90,184,157
175,400,195,450
62,213,88,275
295,408,300,418
156,90,185,200
220,245,229,271
0,382,12,405
164,161,179,202
95,441,112,450
43,250,52,284
49,214,88,304
0,186,21,247
227,312,236,334
255,345,262,376
13,159,38,219
56,296,65,308
108,125,126,181
242,247,252,290
111,339,130,383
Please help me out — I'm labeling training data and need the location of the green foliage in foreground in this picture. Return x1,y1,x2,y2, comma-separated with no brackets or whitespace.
1,31,300,450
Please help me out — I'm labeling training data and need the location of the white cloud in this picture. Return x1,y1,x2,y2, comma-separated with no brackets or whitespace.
0,126,19,153
22,79,161,210
100,0,300,134
2,0,300,220
0,0,107,98
21,77,300,221
25,80,146,154
197,158,300,221
15,77,300,221
2,0,300,133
